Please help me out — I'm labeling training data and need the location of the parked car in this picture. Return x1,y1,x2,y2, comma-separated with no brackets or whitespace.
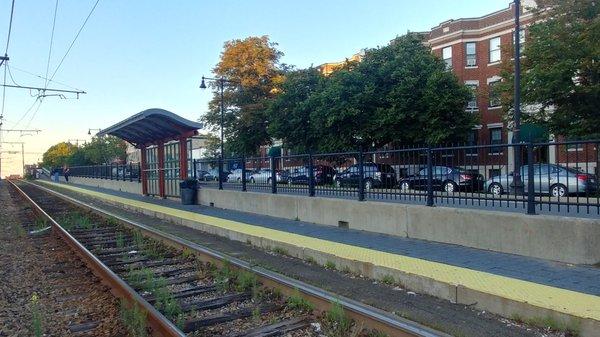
196,170,215,181
288,165,336,185
249,168,290,184
484,164,598,197
227,169,254,182
399,166,484,193
333,163,396,190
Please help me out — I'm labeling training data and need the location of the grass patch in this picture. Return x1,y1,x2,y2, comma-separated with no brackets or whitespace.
181,248,194,259
116,232,125,249
272,246,289,256
511,314,579,336
322,301,353,337
119,300,147,337
30,293,42,337
324,260,337,270
381,274,395,285
305,256,317,265
286,289,315,313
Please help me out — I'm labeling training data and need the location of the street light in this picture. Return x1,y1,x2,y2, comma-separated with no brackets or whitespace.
510,0,524,195
88,128,101,136
199,75,240,190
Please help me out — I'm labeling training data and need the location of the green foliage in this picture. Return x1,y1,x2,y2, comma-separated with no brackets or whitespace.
42,142,78,168
212,261,238,292
119,300,148,337
381,274,395,285
152,278,182,321
323,301,353,337
202,36,287,155
271,246,289,256
235,271,258,293
286,290,315,313
116,232,125,249
324,260,337,270
127,268,156,291
501,0,600,139
269,33,474,152
511,313,579,336
30,293,42,337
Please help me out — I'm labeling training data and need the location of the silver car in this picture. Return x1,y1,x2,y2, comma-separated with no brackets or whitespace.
485,164,598,197
227,169,253,182
249,169,289,184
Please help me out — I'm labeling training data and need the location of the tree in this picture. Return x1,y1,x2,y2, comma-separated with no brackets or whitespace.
42,142,78,168
501,0,600,139
268,33,475,152
267,68,325,153
201,134,221,159
202,36,286,155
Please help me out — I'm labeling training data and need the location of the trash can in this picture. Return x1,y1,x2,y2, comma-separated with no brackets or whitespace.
179,178,198,205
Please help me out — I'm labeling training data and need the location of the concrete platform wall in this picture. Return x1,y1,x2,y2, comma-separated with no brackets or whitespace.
60,177,142,194
198,188,600,265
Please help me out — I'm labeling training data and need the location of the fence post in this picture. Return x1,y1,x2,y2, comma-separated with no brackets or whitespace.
110,163,113,180
308,153,315,197
218,158,224,190
526,142,536,215
270,156,277,194
426,147,434,207
129,163,133,182
358,148,365,201
138,163,141,183
241,157,247,192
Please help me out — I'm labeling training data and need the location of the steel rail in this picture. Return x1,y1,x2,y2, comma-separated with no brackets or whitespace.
7,180,185,337
21,180,447,337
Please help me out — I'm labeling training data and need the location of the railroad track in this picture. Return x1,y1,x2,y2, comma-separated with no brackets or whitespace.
10,180,443,337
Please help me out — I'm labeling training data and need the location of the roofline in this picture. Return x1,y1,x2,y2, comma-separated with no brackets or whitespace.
98,108,203,138
430,2,516,31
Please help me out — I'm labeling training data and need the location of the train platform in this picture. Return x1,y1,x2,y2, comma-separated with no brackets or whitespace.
34,180,600,335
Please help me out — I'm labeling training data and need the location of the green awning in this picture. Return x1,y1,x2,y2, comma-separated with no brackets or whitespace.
521,123,549,142
267,146,281,157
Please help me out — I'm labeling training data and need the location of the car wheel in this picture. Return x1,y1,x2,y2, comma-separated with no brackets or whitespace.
551,184,567,197
335,179,342,188
400,181,410,192
250,177,255,184
364,179,373,191
443,181,457,193
488,183,503,196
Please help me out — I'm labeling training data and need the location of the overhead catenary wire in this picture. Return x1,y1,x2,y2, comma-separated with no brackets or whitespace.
49,0,101,82
44,0,60,90
4,0,16,55
8,64,82,91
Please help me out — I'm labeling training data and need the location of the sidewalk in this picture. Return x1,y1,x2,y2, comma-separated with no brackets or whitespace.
36,180,600,333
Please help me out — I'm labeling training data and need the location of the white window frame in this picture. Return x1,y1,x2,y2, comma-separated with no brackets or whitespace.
489,36,501,63
488,80,502,108
465,42,477,67
466,83,478,110
442,46,452,69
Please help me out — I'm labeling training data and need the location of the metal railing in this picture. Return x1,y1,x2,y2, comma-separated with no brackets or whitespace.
193,140,600,216
68,163,141,182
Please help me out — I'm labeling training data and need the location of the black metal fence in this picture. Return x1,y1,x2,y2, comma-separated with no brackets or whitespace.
68,163,141,182
194,140,600,216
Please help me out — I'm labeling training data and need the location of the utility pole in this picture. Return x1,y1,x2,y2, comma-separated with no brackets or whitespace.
68,139,86,146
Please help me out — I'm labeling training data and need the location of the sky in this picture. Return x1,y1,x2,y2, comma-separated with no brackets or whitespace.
0,0,510,176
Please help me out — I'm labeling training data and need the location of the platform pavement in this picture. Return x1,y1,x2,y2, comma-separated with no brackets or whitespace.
35,180,600,332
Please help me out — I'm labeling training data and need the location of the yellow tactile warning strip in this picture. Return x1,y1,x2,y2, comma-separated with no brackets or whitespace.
38,181,600,321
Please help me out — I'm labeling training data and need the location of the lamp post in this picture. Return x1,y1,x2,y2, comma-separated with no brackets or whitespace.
199,75,240,190
88,128,101,136
510,0,524,195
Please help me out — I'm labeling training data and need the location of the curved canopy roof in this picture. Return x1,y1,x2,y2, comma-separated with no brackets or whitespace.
97,108,202,146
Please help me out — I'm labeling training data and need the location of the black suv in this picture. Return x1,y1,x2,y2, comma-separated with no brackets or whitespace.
288,165,336,185
398,166,484,193
334,163,396,190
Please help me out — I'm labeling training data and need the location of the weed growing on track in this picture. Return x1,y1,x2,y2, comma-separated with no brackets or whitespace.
116,232,125,248
33,218,48,231
272,246,289,256
30,293,42,337
235,271,258,293
305,256,317,265
119,300,148,337
381,275,395,285
323,301,352,337
182,248,194,259
152,278,183,322
510,314,580,336
325,260,337,270
252,307,261,323
286,289,314,313
367,331,388,337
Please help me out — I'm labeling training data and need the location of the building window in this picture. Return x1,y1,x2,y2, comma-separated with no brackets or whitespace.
465,42,477,67
488,80,501,107
489,37,501,63
489,127,503,153
513,29,525,54
466,129,479,155
466,84,478,110
442,46,452,70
